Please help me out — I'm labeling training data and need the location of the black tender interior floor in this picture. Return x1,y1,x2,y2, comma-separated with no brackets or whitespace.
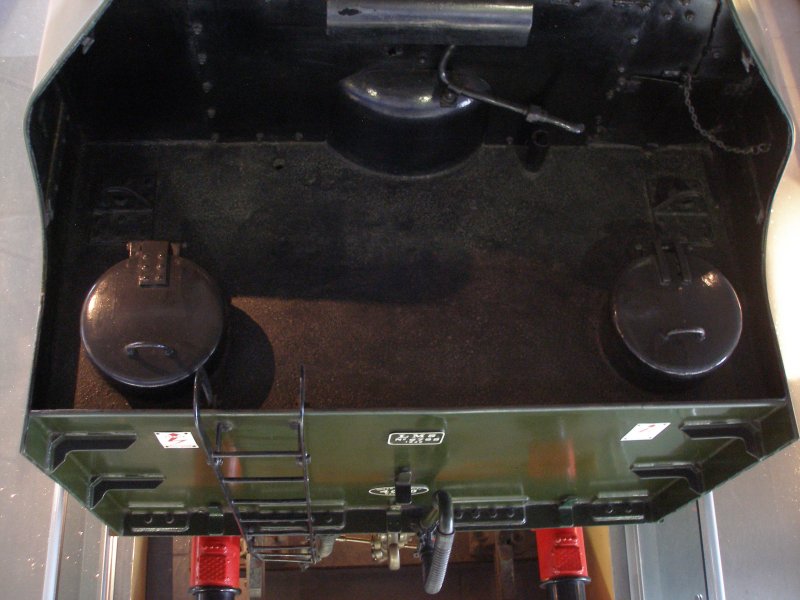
34,142,781,410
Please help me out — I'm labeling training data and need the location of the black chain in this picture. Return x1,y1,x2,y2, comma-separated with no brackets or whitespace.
681,74,771,156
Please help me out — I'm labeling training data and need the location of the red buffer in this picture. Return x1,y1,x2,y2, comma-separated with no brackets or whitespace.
535,528,590,600
190,536,242,600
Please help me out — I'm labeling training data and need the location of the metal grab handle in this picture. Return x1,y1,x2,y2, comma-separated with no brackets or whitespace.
193,367,215,409
437,45,585,135
664,327,707,342
419,490,455,595
193,368,219,470
125,341,176,357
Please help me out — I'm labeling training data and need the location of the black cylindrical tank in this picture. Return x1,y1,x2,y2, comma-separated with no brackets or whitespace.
329,58,488,175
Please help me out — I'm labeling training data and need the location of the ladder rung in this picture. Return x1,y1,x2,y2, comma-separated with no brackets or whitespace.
247,531,311,546
251,533,312,540
224,476,304,484
232,498,307,506
213,450,303,459
256,556,313,564
248,527,310,535
241,516,307,524
241,517,307,530
254,553,312,560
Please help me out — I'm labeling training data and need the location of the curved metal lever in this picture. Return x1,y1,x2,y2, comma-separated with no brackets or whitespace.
438,45,585,135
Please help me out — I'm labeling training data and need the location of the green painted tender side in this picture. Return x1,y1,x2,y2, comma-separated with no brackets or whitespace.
24,401,795,534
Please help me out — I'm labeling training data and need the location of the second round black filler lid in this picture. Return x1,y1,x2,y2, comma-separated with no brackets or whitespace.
611,244,742,380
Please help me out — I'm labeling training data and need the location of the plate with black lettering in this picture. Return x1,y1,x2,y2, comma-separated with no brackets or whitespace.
387,431,445,446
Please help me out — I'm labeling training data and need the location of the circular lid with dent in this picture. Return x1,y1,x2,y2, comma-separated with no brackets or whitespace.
80,241,225,388
612,253,742,379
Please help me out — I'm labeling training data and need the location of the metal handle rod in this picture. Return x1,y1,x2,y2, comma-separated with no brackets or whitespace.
664,327,707,342
438,46,527,115
125,341,176,357
438,45,585,134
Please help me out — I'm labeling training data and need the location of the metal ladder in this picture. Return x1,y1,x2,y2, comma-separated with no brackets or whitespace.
193,367,319,566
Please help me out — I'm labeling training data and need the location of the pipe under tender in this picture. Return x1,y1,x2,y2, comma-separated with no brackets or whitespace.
535,527,590,600
190,536,242,600
420,490,456,594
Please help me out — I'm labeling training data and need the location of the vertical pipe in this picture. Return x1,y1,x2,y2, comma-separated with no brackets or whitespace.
41,484,67,600
189,536,241,600
99,525,118,600
130,537,149,600
699,493,727,600
623,525,646,600
535,527,590,600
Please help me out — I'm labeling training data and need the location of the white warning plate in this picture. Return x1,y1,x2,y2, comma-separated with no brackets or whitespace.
155,431,198,448
621,423,670,441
